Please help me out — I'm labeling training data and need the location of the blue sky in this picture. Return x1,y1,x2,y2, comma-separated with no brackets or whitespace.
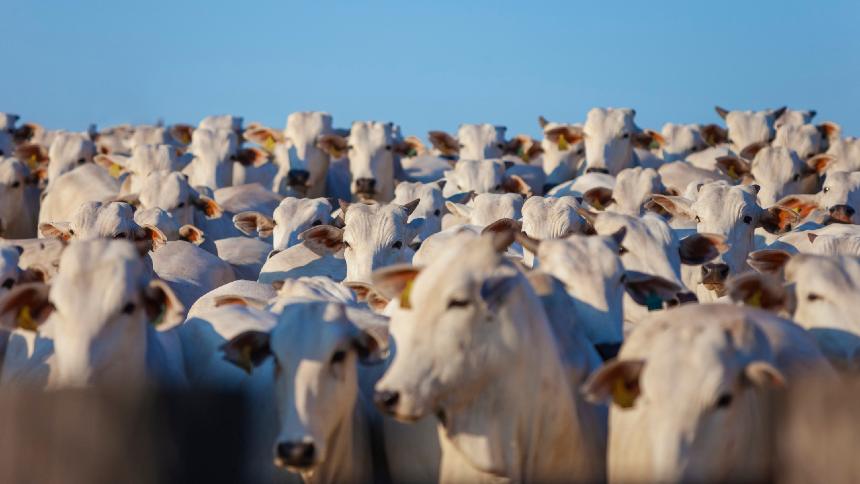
4,0,858,138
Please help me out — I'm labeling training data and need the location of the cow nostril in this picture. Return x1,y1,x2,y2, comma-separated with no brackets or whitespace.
355,178,377,194
286,169,311,186
374,390,400,412
275,441,315,467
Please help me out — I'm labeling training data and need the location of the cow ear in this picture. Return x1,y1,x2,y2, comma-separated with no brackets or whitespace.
806,154,834,175
233,147,270,167
393,136,425,158
817,121,841,142
623,271,682,310
583,187,614,211
178,224,205,245
213,295,267,310
371,264,421,306
581,359,645,408
679,233,728,265
299,225,344,255
134,225,167,255
647,194,695,220
632,129,665,149
502,174,532,197
0,283,53,332
114,192,141,207
445,201,473,219
700,123,728,147
219,330,272,374
759,206,800,234
39,223,72,242
243,127,284,150
747,249,792,276
192,194,223,219
143,279,185,329
770,106,788,121
715,106,730,120
727,272,789,312
775,194,819,220
169,124,194,145
19,265,49,284
400,199,420,217
15,143,50,168
351,323,390,365
445,190,474,205
715,156,752,181
427,131,459,156
538,115,550,129
93,154,129,179
739,141,769,161
743,361,786,388
233,211,276,237
316,134,349,159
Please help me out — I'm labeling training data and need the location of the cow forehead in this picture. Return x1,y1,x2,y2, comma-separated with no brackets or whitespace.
457,124,503,142
52,241,145,312
343,203,406,237
752,147,801,174
275,197,330,221
693,184,757,216
412,236,502,303
72,202,138,238
141,172,188,206
269,302,351,359
349,122,392,148
0,158,26,183
787,255,860,292
286,112,332,140
585,108,635,134
540,236,621,277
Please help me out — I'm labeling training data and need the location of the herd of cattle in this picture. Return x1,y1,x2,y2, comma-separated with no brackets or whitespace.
0,106,857,482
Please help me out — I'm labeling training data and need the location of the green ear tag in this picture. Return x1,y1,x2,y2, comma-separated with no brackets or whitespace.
727,166,739,180
645,293,663,311
407,148,417,157
745,289,763,308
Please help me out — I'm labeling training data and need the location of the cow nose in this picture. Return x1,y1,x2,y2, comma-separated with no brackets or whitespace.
286,169,310,187
701,263,730,283
542,183,556,194
275,441,316,468
355,178,376,194
374,390,400,413
828,204,855,224
586,167,609,174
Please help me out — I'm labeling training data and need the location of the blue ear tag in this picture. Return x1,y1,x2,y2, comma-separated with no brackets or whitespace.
645,293,663,311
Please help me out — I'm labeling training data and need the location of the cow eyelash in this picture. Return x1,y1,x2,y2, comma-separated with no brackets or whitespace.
807,293,822,302
121,302,136,314
447,298,470,309
177,202,185,208
330,350,347,364
392,241,402,249
715,393,733,409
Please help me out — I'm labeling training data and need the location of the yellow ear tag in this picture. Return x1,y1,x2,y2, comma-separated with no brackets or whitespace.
180,132,192,144
649,140,661,150
727,166,739,180
557,135,570,151
28,154,38,170
108,163,123,178
793,206,801,214
17,305,38,331
264,136,276,152
745,289,763,308
611,377,637,409
399,279,414,309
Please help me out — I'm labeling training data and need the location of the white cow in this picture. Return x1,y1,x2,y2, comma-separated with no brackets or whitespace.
244,112,335,197
45,131,96,185
714,106,786,152
445,192,523,228
656,123,710,163
715,146,821,207
38,163,120,228
440,159,530,198
0,157,40,238
535,118,586,190
582,107,639,175
259,201,421,284
583,303,831,483
183,128,267,191
373,233,606,482
650,182,796,301
392,181,444,243
0,239,186,389
180,301,387,483
427,123,518,161
234,197,333,256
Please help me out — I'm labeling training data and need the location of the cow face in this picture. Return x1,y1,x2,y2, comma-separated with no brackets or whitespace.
582,108,637,175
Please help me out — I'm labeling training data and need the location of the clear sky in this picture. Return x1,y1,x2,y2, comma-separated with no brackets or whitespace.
4,0,858,138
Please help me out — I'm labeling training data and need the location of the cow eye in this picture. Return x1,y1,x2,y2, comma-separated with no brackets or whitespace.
458,143,465,148
715,393,733,409
121,302,136,314
347,145,354,150
392,241,403,249
342,241,351,249
621,133,630,139
77,158,86,164
177,202,185,208
807,293,822,302
330,350,347,364
823,187,830,193
385,144,392,151
577,148,584,155
434,209,441,216
1,278,14,289
11,181,20,188
743,215,752,224
68,229,75,235
312,219,322,226
494,184,502,190
447,298,470,309
619,246,629,255
792,173,800,182
113,233,127,239
496,143,505,150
